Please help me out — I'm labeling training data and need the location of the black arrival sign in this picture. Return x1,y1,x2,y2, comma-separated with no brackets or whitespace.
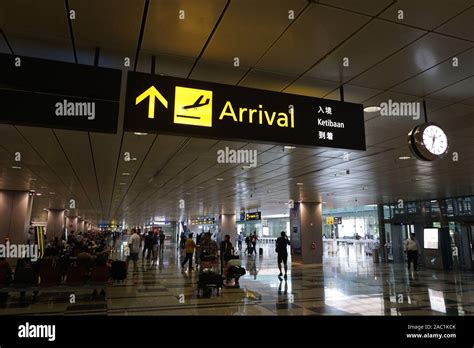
0,54,121,134
124,71,366,151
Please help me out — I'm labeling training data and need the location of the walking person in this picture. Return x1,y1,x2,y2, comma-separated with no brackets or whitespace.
276,231,290,279
127,229,141,273
237,233,243,251
250,231,258,256
181,233,195,271
152,231,159,262
404,232,420,271
244,235,251,255
159,230,166,254
143,231,154,261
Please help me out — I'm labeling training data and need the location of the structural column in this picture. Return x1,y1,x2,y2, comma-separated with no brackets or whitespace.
290,202,323,264
218,214,237,243
66,216,78,234
377,204,386,261
0,190,33,245
77,218,85,233
46,209,65,240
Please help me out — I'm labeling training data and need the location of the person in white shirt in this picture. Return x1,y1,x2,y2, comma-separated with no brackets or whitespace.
127,229,141,272
404,233,419,271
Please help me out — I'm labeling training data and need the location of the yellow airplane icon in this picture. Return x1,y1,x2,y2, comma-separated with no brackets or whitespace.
135,86,168,119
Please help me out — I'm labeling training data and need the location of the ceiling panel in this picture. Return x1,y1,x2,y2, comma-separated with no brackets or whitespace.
284,77,339,97
323,84,382,103
255,4,369,75
189,59,248,84
427,76,474,103
319,0,394,16
391,48,474,96
351,33,472,90
141,0,227,58
436,6,474,41
201,0,308,67
239,69,296,91
305,19,425,83
70,0,144,66
379,0,473,30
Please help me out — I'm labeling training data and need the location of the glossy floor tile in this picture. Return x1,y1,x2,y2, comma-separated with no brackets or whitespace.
1,243,473,316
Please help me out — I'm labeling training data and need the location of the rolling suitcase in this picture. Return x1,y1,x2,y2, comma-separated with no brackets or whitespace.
111,260,127,281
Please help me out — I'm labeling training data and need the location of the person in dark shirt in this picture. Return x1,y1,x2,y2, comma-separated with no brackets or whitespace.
275,231,290,279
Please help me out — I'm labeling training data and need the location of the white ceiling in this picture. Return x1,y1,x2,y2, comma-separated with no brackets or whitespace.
0,0,473,225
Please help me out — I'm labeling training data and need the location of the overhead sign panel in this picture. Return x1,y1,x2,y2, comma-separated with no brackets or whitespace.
245,212,262,221
124,72,366,150
0,54,121,134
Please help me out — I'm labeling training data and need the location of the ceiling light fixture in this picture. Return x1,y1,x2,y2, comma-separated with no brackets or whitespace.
296,182,304,186
398,156,411,160
119,182,127,185
133,132,148,136
36,193,42,196
216,178,224,181
49,192,55,195
284,146,296,149
122,173,130,176
363,106,381,112
11,166,22,169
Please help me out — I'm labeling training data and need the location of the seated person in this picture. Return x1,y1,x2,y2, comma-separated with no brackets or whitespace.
0,257,13,286
77,246,93,270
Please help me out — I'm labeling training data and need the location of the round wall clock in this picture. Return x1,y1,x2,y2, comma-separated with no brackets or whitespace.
408,122,448,161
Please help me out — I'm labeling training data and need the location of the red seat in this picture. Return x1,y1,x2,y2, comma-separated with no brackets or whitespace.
39,265,61,287
90,265,110,284
65,265,86,285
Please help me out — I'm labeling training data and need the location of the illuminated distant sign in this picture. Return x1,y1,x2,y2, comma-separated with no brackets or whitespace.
326,216,334,225
191,217,215,225
245,212,261,221
424,228,439,249
125,72,366,150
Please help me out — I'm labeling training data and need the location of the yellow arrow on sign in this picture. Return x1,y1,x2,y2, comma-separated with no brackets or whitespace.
135,86,168,119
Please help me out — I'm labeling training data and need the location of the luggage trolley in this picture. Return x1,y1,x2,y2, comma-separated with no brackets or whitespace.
197,255,223,297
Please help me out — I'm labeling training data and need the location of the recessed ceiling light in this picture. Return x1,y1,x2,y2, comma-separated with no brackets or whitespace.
398,156,411,160
284,146,296,149
216,178,224,181
119,182,127,185
364,106,381,112
36,193,42,196
49,192,55,195
296,182,304,186
133,132,148,136
11,166,22,169
122,173,130,176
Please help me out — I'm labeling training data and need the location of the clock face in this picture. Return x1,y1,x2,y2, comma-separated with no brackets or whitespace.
408,122,449,161
422,125,448,155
